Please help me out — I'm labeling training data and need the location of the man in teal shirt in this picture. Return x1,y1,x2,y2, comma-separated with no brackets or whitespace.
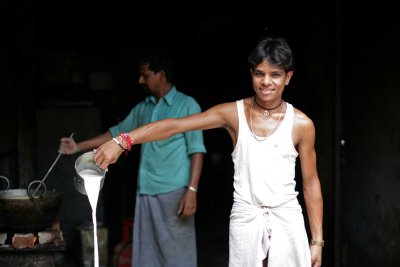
59,47,206,267
109,86,206,196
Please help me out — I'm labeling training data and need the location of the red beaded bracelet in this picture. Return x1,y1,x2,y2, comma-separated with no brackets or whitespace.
119,132,133,156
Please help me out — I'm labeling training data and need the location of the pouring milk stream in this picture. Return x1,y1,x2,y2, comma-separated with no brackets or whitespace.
73,151,106,267
80,169,103,267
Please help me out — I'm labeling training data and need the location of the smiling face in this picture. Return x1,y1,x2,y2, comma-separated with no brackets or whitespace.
251,59,293,104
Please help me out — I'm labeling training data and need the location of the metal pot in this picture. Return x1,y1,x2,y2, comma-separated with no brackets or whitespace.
0,176,63,233
73,151,106,195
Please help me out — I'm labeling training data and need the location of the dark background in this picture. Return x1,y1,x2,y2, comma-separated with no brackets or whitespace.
0,0,399,266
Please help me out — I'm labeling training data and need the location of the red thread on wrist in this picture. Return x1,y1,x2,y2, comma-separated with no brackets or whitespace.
119,132,133,156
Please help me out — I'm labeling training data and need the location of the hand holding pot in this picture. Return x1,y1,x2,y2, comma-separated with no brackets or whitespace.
59,136,79,155
93,138,124,170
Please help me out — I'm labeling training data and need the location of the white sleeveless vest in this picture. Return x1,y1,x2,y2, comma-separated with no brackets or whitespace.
231,100,299,207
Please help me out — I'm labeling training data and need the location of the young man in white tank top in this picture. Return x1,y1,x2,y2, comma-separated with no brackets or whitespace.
94,36,324,267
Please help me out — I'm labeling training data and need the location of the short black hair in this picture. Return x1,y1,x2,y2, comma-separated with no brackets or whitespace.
138,46,175,83
248,37,295,73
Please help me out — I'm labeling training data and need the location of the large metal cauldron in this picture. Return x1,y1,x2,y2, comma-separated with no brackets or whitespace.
0,176,63,233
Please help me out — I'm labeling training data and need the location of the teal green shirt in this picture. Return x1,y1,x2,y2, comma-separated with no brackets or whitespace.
109,87,206,195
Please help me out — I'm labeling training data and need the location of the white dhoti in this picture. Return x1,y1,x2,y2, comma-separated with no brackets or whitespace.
229,198,311,267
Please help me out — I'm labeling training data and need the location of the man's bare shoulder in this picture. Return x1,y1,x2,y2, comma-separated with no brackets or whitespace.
292,107,316,145
216,100,238,109
293,107,315,129
206,100,241,134
207,101,238,114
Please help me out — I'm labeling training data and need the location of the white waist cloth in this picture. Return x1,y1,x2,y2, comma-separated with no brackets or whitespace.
229,198,311,267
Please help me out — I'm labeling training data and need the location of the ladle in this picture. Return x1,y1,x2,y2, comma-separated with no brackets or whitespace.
32,132,74,197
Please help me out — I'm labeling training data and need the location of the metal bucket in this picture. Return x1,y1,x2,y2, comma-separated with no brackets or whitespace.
74,151,106,195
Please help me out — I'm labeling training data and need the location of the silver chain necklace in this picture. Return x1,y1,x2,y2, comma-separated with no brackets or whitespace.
249,98,284,142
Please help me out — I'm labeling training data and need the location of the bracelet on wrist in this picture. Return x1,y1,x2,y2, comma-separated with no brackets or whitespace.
119,132,133,156
112,138,125,152
188,186,197,193
310,240,324,247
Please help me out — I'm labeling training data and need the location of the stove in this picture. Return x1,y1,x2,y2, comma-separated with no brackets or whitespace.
0,223,66,267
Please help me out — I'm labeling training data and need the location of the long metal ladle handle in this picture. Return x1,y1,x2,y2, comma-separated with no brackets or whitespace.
32,132,74,197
